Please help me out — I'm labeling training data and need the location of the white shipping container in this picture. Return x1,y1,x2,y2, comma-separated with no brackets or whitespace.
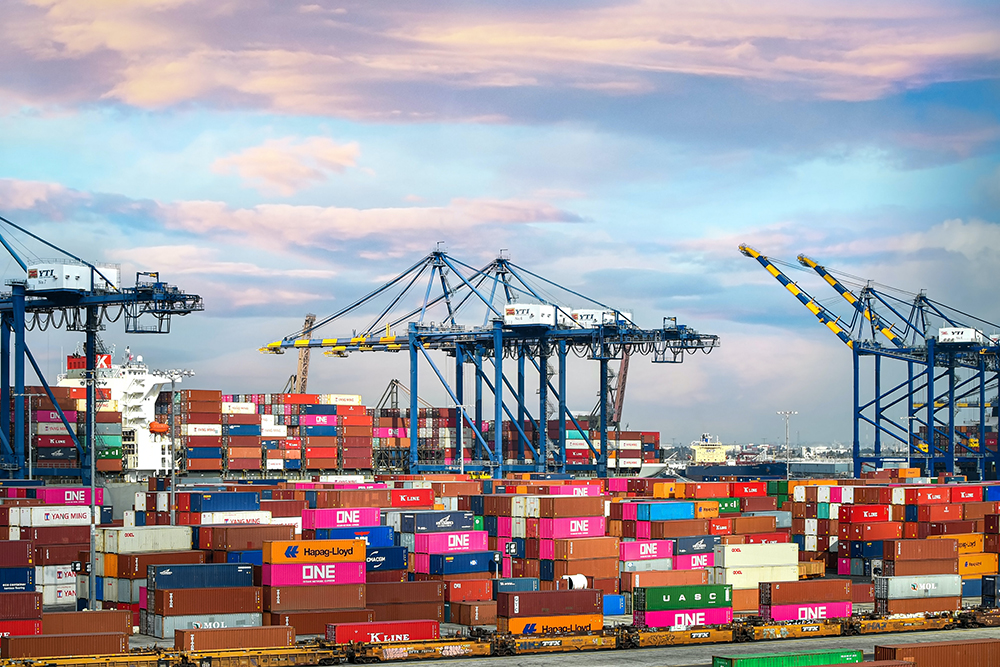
512,517,526,539
262,425,287,438
938,328,985,344
566,439,591,451
35,565,75,586
793,486,806,502
874,575,962,600
503,303,557,326
35,422,76,435
156,492,169,513
710,565,799,590
260,414,275,426
15,506,91,527
398,532,415,551
714,543,798,568
199,511,272,525
222,402,257,415
181,424,222,436
804,519,818,536
321,394,363,406
118,578,143,603
839,486,854,504
439,497,459,511
317,474,365,483
133,492,147,512
266,459,284,470
511,497,527,518
152,612,263,640
891,488,906,505
620,557,673,573
41,583,77,606
616,459,643,468
103,577,118,603
269,516,302,534
102,526,192,554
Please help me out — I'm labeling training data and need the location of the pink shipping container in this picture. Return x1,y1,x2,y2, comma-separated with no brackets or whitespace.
497,517,512,538
760,601,852,622
621,504,639,521
35,411,77,423
261,562,366,586
620,540,675,561
637,607,733,628
331,483,388,490
413,531,488,554
547,486,602,496
33,488,103,505
637,522,651,540
298,415,338,426
538,540,554,560
838,558,851,575
139,587,147,609
607,478,629,492
538,516,605,539
674,553,714,570
302,508,381,529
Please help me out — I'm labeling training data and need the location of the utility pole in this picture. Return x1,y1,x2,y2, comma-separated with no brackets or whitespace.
777,411,798,480
152,369,194,525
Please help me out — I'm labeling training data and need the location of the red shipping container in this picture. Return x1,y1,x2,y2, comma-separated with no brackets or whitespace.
952,486,984,503
0,620,41,636
445,579,492,603
924,520,978,537
730,482,767,497
839,505,889,523
904,487,949,505
917,504,963,522
0,542,32,567
391,489,434,508
0,593,41,621
709,518,733,535
686,482,730,499
326,620,439,644
847,522,903,541
745,532,790,544
986,514,1000,534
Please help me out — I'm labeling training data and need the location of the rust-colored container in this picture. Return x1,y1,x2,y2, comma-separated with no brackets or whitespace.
42,610,131,635
553,557,618,580
34,544,88,566
759,579,851,605
445,579,492,602
732,515,777,534
852,582,875,603
874,596,961,615
369,602,444,622
538,496,604,518
154,587,262,616
451,601,497,625
741,496,778,512
650,519,711,539
0,541,32,567
118,551,206,578
0,592,41,621
175,626,293,651
884,538,958,561
314,489,391,509
19,526,89,545
366,581,442,605
200,525,295,551
1,633,127,658
552,537,619,560
875,638,1000,666
732,588,759,612
263,584,365,611
883,558,958,576
620,569,707,592
496,589,602,618
267,609,374,634
963,502,997,521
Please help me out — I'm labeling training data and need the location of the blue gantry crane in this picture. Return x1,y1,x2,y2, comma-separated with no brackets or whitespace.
262,249,720,477
741,244,1000,479
0,216,204,483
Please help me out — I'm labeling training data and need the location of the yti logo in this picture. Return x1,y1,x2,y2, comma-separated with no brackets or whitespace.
284,545,299,559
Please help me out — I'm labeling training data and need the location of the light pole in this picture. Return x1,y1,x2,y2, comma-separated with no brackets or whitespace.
151,369,194,525
777,411,797,480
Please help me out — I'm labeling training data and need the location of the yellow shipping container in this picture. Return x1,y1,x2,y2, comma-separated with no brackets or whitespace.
694,501,720,519
674,483,686,499
929,533,984,554
653,482,676,499
959,552,998,577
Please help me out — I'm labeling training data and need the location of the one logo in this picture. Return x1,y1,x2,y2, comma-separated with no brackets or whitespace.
284,545,299,559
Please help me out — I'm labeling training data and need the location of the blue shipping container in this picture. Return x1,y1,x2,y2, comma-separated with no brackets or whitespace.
189,492,261,512
539,560,554,581
429,551,500,576
985,575,999,598
147,563,253,591
226,550,264,566
964,577,983,598
0,567,33,592
284,460,302,470
483,515,498,538
904,505,919,522
603,594,625,615
225,424,262,436
100,506,114,525
300,425,339,437
401,511,475,534
850,541,883,559
366,546,408,571
95,576,103,601
315,526,394,548
493,577,539,599
637,502,695,522
674,535,720,555
134,511,147,527
300,405,339,415
187,448,224,459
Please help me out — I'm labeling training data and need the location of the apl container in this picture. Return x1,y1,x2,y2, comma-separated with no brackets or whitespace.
759,601,852,622
619,540,675,561
302,508,380,529
261,562,366,586
634,606,733,628
147,564,253,592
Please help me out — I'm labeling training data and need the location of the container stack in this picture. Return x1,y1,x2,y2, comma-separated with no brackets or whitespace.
261,538,370,635
632,583,733,629
300,404,339,470
446,579,496,626
0,589,42,636
366,580,445,622
874,573,963,615
197,524,295,566
340,407,374,471
176,389,224,473
879,539,959,580
15,505,90,608
710,544,799,600
496,589,603,634
225,402,262,474
759,579,852,622
145,562,257,638
372,408,409,471
387,509,473,582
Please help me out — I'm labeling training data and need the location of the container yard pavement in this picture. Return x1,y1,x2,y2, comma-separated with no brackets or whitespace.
404,627,1000,666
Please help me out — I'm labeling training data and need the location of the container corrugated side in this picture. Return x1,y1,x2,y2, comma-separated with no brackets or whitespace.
634,584,731,612
874,639,1000,665
496,613,602,635
326,620,439,643
711,650,863,666
0,592,41,620
267,609,374,635
873,575,961,600
1,632,127,658
759,580,851,605
104,527,192,554
366,581,443,605
496,590,601,618
41,610,130,635
174,626,293,651
153,587,261,616
147,564,253,591
151,613,263,639
713,544,798,568
264,584,366,611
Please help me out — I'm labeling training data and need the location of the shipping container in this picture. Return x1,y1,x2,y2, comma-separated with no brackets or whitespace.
262,539,365,564
263,584,366,611
635,607,732,628
367,581,444,605
1,632,127,658
451,601,497,625
428,552,499,576
0,592,41,620
874,596,961,615
326,619,439,644
555,537,620,560
267,609,374,635
368,602,444,622
399,511,474,534
446,579,493,602
102,526,192,554
153,587,261,615
884,539,958,561
633,585,732,611
759,601,852,622
261,562,366,586
759,580,851,605
151,613,263,639
496,589,602,617
675,535,721,555
41,610,131,636
117,551,205,578
711,650,863,666
714,544,798,568
147,564,253,591
874,639,1000,665
175,626,294,651
873,574,962,599
496,613,602,635
710,565,799,590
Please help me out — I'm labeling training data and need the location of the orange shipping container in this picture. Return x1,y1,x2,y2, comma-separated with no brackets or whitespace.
928,533,984,554
694,501,720,519
553,537,619,560
960,553,999,577
262,539,366,564
497,614,602,635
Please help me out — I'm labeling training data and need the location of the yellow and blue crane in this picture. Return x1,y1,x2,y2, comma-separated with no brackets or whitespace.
741,244,999,478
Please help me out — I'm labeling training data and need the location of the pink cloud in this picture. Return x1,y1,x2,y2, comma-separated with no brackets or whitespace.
212,136,361,195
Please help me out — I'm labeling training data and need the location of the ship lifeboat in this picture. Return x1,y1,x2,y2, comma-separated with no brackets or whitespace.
148,421,170,434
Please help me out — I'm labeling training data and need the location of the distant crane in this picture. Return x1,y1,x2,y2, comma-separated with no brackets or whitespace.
283,314,316,394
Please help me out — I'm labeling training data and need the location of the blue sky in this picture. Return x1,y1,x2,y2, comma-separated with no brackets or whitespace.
0,0,998,447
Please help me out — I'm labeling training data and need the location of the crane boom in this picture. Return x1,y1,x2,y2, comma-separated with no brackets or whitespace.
739,244,854,349
295,313,316,394
797,255,905,348
611,349,629,426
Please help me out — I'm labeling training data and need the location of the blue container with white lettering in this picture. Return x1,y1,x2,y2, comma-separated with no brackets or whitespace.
366,546,408,571
189,492,260,512
226,550,264,566
299,404,339,415
0,567,33,592
401,511,475,533
637,502,695,521
315,526,394,548
674,535,720,555
428,551,500,575
147,563,254,592
300,425,339,437
225,424,261,436
603,594,626,615
493,577,539,599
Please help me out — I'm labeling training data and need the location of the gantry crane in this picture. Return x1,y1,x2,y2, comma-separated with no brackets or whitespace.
262,249,720,478
0,215,204,482
283,313,316,394
741,244,999,478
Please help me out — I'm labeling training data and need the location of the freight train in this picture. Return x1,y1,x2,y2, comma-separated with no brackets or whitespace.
7,607,1000,666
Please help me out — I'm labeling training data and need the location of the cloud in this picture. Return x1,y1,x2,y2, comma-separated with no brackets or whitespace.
212,136,361,195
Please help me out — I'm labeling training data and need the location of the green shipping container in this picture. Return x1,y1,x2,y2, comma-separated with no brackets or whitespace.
635,584,732,611
712,649,863,667
766,481,779,495
97,449,123,459
710,498,741,514
473,515,484,531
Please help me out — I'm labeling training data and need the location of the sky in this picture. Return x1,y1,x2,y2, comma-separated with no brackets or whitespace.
0,0,998,448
